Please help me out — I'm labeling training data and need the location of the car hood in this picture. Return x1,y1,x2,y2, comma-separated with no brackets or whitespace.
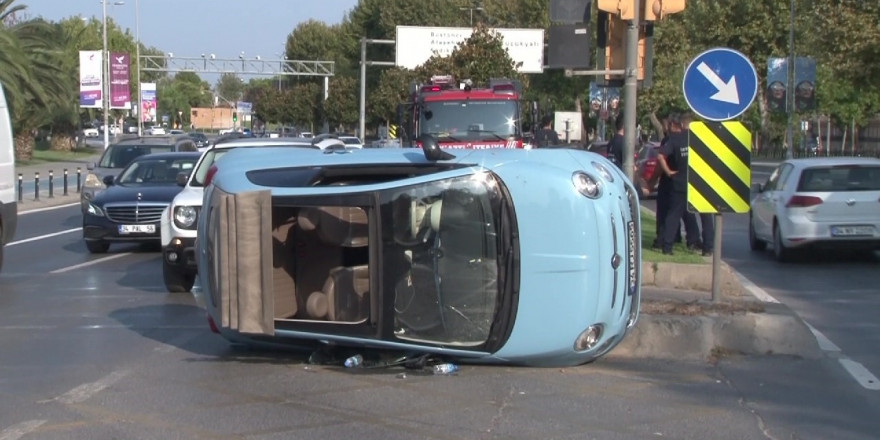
91,184,183,205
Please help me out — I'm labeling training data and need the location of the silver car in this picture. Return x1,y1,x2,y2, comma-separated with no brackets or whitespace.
750,157,880,261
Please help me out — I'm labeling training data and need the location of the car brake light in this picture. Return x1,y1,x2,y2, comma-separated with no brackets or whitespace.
786,195,823,207
207,314,219,333
204,164,218,187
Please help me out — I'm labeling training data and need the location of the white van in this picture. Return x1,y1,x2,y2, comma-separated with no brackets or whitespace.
0,83,16,272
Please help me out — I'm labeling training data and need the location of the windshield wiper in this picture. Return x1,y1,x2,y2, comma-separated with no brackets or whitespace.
466,129,507,141
426,132,462,143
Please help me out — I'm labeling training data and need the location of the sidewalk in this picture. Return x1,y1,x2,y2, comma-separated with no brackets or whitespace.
14,150,101,212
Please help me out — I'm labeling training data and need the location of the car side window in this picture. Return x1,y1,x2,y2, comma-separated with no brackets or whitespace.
764,163,792,192
776,164,794,191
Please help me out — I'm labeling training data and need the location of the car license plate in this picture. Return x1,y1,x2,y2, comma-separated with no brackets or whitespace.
119,224,156,234
830,225,874,237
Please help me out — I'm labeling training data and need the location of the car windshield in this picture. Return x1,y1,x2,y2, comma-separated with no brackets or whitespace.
797,165,880,192
98,144,174,168
381,172,504,346
118,157,196,185
419,100,518,140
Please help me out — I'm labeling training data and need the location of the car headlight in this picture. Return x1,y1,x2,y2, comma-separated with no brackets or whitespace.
86,202,105,217
83,173,106,190
572,171,601,199
574,324,604,351
174,206,199,229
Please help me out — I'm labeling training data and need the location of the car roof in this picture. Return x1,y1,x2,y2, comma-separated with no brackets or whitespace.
784,157,880,169
131,151,202,161
207,137,318,151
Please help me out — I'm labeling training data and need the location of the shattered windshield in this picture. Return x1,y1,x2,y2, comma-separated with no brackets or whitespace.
381,172,503,346
419,100,518,141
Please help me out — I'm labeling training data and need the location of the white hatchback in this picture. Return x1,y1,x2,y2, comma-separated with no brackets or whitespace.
159,136,341,292
750,157,880,262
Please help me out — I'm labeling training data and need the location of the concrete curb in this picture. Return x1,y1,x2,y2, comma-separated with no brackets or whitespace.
614,261,823,361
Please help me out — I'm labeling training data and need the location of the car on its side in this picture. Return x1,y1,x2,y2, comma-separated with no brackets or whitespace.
159,136,331,293
750,157,880,262
82,151,201,253
81,136,198,211
194,136,641,367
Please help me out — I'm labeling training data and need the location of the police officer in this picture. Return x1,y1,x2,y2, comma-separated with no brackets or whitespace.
657,112,690,255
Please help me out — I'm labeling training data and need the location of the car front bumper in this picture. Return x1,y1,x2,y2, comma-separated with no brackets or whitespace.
163,236,197,269
83,215,161,243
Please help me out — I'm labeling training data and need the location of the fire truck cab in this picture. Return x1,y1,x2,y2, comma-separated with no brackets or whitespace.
398,75,525,149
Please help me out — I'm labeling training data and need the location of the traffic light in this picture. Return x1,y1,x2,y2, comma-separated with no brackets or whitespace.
233,112,238,123
597,0,633,20
604,15,645,81
643,0,686,21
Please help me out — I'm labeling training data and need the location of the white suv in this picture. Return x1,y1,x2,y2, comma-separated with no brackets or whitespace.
159,136,343,292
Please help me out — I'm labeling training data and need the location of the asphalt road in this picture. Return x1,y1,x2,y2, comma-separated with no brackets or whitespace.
1,193,879,439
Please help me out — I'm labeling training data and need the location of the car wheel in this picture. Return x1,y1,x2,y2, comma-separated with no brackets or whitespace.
748,216,766,251
163,260,195,293
773,222,792,263
85,240,110,254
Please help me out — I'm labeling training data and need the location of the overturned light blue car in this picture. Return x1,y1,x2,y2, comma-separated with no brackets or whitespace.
195,137,641,367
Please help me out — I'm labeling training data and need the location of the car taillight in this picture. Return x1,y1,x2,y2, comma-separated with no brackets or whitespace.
786,195,823,207
204,164,218,187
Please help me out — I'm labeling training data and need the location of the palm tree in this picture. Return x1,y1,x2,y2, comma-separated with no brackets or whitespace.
0,0,65,160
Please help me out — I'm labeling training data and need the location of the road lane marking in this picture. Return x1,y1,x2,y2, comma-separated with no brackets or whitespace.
50,253,133,274
804,323,841,352
732,267,879,391
7,228,81,247
51,370,129,404
838,359,880,391
18,202,80,215
0,420,47,440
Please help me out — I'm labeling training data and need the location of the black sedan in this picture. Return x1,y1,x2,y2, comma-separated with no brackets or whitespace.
82,152,201,253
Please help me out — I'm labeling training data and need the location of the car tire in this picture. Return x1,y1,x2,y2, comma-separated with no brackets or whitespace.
163,260,195,293
85,240,110,253
749,216,766,251
773,222,792,263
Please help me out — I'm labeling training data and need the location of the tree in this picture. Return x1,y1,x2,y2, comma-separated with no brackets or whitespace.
323,76,359,132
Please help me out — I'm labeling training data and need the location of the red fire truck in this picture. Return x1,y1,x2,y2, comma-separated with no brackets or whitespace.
398,75,525,149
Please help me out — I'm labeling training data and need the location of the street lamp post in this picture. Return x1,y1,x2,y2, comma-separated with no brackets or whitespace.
135,0,142,137
101,0,124,149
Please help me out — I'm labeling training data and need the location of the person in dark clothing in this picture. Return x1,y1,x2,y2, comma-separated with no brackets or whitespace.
535,115,560,147
657,112,691,255
607,113,625,169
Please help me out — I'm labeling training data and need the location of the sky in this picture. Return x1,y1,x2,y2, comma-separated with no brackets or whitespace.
21,0,359,82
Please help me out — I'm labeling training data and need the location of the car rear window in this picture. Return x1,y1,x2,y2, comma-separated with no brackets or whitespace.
797,165,880,192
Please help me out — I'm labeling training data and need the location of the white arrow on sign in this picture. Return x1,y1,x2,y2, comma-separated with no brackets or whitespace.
697,62,739,105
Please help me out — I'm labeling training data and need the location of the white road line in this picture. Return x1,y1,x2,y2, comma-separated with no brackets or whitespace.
50,253,132,274
732,269,780,303
804,323,841,352
0,420,47,440
732,266,879,391
19,202,80,215
838,359,880,391
53,370,129,405
7,228,81,247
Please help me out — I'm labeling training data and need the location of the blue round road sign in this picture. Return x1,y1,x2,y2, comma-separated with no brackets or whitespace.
682,48,757,121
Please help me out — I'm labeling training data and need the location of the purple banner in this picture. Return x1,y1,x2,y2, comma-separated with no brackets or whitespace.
109,52,131,109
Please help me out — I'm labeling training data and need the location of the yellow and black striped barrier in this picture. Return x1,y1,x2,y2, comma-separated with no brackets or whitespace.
687,121,751,214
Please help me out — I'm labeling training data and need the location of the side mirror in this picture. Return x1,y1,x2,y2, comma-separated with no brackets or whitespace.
751,182,764,194
102,174,115,186
176,171,189,187
418,134,455,161
87,162,96,171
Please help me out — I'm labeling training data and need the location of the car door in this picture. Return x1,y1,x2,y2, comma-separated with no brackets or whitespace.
752,163,793,239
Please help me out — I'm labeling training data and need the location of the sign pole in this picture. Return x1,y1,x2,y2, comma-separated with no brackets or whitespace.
711,214,722,302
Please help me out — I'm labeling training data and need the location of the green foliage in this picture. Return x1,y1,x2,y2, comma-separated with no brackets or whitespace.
323,76,359,131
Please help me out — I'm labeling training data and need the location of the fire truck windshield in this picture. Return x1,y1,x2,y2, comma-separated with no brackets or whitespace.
419,100,518,141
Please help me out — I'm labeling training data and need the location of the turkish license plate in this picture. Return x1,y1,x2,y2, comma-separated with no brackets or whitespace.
830,225,874,237
119,224,156,234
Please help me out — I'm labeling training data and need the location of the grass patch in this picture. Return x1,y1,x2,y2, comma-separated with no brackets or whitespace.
17,147,99,167
640,207,707,264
